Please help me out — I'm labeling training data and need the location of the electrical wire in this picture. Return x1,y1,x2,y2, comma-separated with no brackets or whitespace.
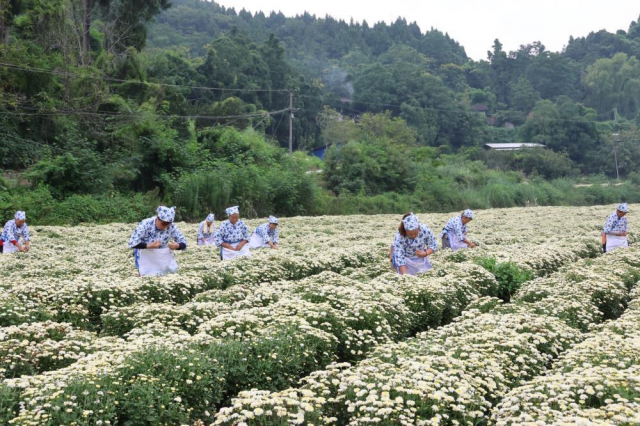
0,61,618,126
0,62,294,94
0,108,290,121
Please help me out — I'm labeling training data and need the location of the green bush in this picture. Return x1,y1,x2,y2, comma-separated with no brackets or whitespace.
0,185,154,225
119,347,226,423
207,324,337,403
0,384,21,425
26,149,108,197
474,257,534,301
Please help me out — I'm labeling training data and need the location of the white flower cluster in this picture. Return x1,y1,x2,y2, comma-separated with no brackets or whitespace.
214,246,640,425
0,205,637,425
493,252,640,425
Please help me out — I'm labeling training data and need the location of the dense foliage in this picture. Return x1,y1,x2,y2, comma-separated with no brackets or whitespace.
1,0,640,223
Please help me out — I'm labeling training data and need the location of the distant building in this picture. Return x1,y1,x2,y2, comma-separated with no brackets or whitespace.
483,143,545,151
311,145,329,159
472,104,490,114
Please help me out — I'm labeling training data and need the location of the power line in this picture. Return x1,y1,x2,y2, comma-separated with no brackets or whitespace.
0,62,294,94
271,107,286,139
0,107,291,122
0,61,618,127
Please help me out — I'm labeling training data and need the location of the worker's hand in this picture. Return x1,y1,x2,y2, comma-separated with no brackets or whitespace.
23,245,30,252
168,242,180,250
147,241,162,249
415,250,428,258
468,242,477,249
236,241,246,251
620,231,628,237
270,243,278,249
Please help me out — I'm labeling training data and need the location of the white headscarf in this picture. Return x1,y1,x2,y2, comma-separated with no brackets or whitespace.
402,213,420,231
15,211,26,221
206,213,215,223
156,206,176,223
462,209,474,219
225,206,239,216
617,203,629,213
269,215,279,224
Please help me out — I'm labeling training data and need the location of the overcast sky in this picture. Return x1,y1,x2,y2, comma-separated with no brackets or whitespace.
217,0,639,60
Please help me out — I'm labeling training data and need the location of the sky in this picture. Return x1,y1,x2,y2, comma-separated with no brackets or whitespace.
216,0,639,60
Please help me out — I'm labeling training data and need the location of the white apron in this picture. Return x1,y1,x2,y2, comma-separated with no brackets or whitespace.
606,235,628,252
2,242,19,254
137,248,179,277
402,256,433,275
448,233,469,251
197,234,216,246
248,232,271,249
221,242,252,260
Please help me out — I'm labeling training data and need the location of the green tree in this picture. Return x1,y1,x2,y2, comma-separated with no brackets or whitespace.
583,53,640,118
520,97,599,164
508,78,540,113
525,52,579,100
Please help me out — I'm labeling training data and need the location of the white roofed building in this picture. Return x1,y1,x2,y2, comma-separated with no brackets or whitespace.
483,143,546,151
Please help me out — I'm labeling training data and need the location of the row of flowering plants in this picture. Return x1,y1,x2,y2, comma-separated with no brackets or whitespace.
212,247,640,425
492,263,640,424
0,207,613,331
0,206,635,425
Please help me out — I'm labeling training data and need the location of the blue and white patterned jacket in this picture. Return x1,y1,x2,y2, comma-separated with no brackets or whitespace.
603,212,628,235
197,221,216,241
1,220,30,243
128,217,187,249
391,223,437,267
440,215,467,240
215,220,250,246
254,222,279,244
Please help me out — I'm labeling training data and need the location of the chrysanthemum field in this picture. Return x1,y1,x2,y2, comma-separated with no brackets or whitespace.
1,206,639,425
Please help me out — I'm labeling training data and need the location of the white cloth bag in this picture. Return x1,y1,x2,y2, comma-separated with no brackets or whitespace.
138,248,179,277
448,233,469,251
606,235,628,252
221,242,252,260
403,256,432,275
2,242,19,254
248,232,270,249
197,234,216,246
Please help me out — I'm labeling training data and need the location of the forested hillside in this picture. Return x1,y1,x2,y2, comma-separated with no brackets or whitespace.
1,0,640,224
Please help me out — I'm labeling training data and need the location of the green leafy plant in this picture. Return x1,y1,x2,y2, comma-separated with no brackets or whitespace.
474,257,534,301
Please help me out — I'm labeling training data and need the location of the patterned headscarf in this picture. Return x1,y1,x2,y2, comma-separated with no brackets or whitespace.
225,206,239,216
206,213,215,223
402,213,420,231
269,215,279,224
617,203,629,213
462,209,474,219
157,206,176,223
15,211,26,221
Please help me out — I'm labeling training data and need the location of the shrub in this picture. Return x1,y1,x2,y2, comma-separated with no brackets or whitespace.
474,257,534,301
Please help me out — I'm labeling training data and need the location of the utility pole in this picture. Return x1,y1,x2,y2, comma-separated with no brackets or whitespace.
612,133,620,180
288,91,294,154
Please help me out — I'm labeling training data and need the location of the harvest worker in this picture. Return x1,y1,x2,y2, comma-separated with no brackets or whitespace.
0,211,30,254
441,209,476,251
390,212,437,275
216,206,252,260
249,215,279,249
128,206,187,276
602,203,629,253
197,213,217,246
